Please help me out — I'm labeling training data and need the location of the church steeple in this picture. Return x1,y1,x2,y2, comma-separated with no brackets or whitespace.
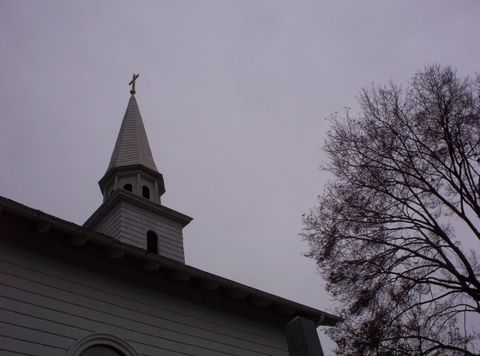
98,83,165,204
108,95,158,172
85,76,191,263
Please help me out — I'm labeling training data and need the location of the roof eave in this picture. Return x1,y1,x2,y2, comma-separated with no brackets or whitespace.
84,190,192,229
0,195,341,327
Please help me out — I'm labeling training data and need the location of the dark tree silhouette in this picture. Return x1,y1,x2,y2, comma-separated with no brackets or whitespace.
302,65,480,355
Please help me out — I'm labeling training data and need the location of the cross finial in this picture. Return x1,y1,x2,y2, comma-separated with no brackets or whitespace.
129,73,140,95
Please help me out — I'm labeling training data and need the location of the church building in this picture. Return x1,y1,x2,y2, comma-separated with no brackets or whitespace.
0,76,339,355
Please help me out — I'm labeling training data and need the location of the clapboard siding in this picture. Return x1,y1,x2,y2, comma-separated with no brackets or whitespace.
94,204,122,238
0,308,92,339
0,254,285,346
1,322,74,350
0,246,289,356
0,262,284,348
92,200,186,262
118,201,185,262
0,268,284,352
0,348,35,356
0,335,66,356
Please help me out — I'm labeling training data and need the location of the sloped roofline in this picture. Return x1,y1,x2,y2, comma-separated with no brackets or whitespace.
0,195,341,327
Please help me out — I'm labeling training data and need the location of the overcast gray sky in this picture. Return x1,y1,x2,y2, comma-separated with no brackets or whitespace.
1,1,479,353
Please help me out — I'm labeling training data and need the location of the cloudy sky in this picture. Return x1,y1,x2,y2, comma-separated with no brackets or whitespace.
1,1,479,352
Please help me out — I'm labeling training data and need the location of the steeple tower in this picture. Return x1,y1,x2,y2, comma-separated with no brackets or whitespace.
85,75,192,263
98,93,165,204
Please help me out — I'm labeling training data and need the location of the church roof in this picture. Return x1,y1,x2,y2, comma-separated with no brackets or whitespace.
0,195,341,327
107,95,158,172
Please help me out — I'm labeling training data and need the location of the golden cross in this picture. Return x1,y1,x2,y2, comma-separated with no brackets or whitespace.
129,73,140,95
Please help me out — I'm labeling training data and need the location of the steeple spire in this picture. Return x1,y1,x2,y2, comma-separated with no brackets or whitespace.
97,78,165,203
107,95,158,172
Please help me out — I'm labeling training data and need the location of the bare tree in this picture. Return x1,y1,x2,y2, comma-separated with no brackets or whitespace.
302,65,480,355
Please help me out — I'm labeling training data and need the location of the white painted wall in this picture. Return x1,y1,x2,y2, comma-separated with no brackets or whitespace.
93,200,185,263
0,244,289,356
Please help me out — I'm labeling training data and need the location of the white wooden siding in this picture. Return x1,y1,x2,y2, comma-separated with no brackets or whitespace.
93,200,185,263
94,204,123,241
0,246,289,356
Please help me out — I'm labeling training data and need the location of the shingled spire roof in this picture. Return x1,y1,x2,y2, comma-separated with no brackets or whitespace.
107,95,158,172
